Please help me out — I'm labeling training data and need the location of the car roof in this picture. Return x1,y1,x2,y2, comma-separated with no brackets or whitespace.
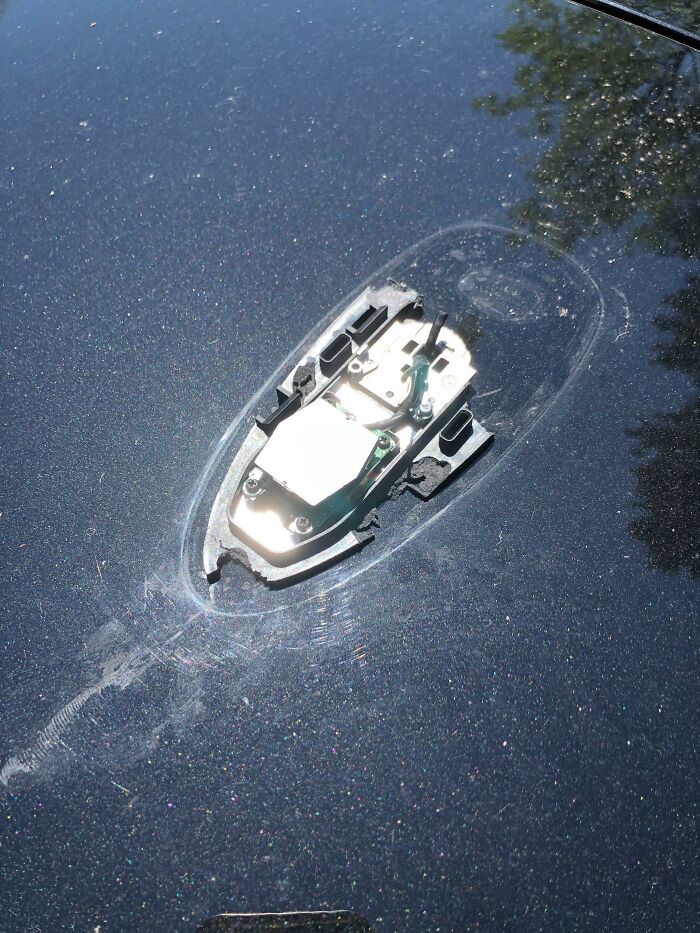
1,0,698,929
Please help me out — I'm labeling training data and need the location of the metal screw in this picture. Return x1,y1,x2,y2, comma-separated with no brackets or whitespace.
416,399,433,422
243,468,264,497
377,435,391,450
294,515,313,535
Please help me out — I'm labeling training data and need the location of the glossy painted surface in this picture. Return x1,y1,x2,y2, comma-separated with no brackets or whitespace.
1,0,698,929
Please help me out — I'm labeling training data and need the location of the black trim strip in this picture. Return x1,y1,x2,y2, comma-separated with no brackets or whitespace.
566,0,700,51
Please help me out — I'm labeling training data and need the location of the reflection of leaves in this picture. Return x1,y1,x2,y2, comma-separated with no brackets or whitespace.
630,401,700,577
474,0,700,257
631,277,700,577
655,276,700,381
477,0,700,576
630,277,700,577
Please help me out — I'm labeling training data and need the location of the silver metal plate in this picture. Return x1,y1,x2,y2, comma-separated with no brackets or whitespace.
254,398,378,507
358,318,475,412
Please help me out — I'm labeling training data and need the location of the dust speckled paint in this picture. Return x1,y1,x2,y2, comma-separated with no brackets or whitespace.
1,0,697,930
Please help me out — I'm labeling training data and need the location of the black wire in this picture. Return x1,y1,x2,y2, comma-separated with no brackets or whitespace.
364,356,430,431
424,311,448,356
364,311,446,431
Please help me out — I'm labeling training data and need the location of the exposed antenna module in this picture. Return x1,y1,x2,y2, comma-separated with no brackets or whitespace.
204,281,492,584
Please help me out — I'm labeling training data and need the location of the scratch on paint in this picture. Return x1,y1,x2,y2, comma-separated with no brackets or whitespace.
613,288,631,341
0,648,151,786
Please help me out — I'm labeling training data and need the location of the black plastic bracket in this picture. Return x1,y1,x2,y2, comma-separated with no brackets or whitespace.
255,390,302,436
319,333,353,377
346,304,388,344
439,408,474,455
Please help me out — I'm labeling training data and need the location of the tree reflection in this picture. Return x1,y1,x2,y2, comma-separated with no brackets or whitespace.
631,278,700,576
475,0,700,576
